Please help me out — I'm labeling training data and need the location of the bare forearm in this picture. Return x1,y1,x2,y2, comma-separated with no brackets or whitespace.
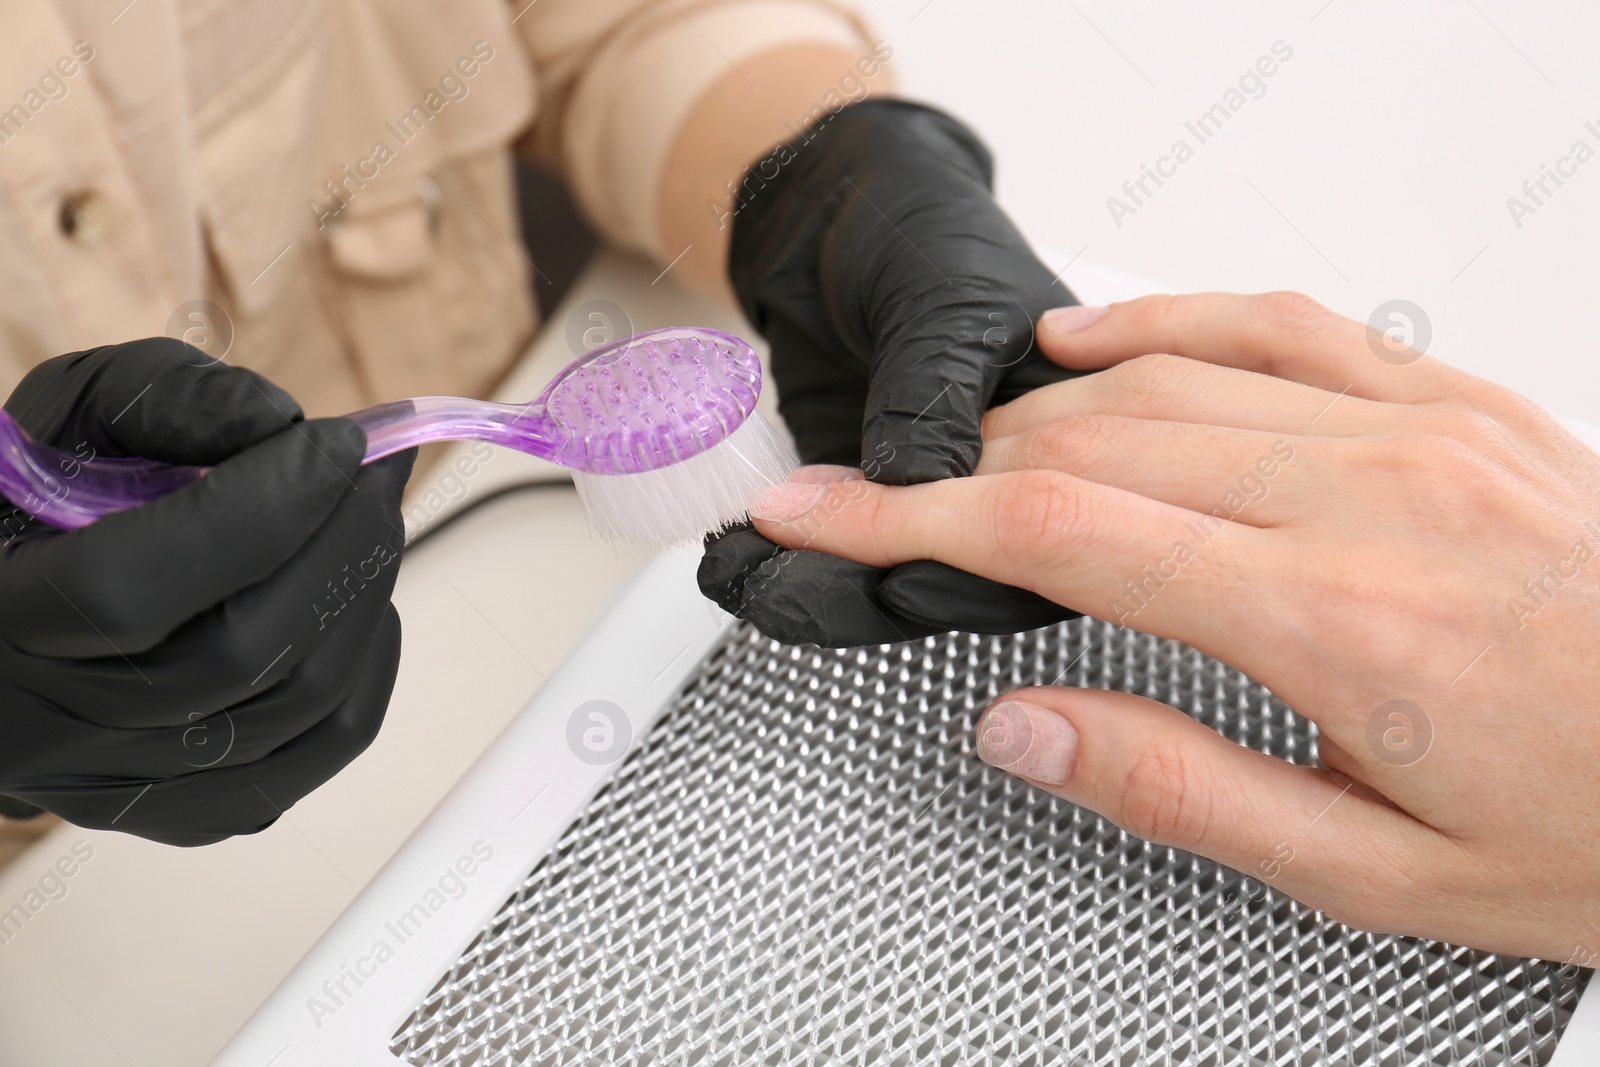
656,42,895,304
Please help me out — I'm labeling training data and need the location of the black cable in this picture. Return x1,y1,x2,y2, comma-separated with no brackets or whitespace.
404,478,578,552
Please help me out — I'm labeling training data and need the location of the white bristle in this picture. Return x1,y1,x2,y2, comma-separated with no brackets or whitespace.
573,412,799,547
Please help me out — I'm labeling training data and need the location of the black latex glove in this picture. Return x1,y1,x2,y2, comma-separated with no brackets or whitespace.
0,339,413,846
700,98,1082,646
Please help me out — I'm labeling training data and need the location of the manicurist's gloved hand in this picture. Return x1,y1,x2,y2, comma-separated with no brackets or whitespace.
0,339,413,846
699,99,1080,646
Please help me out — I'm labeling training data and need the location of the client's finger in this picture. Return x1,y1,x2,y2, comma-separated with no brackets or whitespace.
983,356,1396,440
1036,292,1463,404
749,469,1273,647
976,685,1442,935
978,417,1309,527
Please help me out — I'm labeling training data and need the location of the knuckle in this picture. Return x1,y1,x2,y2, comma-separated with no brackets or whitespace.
1254,290,1332,335
1108,352,1183,410
1116,742,1212,849
1128,293,1180,334
1430,393,1564,469
1417,406,1491,447
1019,424,1072,471
1024,416,1117,472
846,482,896,560
1401,430,1468,470
994,470,1081,569
1078,411,1121,438
277,654,349,713
1354,432,1492,500
1422,432,1494,477
1417,402,1526,464
189,813,279,845
318,687,388,763
1408,434,1500,503
1483,388,1561,440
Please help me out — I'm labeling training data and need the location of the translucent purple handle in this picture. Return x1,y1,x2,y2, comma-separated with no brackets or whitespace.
350,398,558,461
0,399,556,531
0,326,763,531
0,413,210,530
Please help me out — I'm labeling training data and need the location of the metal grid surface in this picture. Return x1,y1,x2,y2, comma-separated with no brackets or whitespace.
391,619,1587,1066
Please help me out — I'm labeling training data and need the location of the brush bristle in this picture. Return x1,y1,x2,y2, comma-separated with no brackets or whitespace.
573,412,799,547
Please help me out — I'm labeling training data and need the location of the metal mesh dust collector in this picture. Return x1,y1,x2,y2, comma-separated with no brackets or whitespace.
389,618,1588,1066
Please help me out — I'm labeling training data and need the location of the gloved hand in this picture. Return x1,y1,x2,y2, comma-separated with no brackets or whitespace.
699,99,1082,647
0,338,413,846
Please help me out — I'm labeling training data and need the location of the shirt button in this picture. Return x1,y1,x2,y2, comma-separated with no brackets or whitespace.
58,190,110,244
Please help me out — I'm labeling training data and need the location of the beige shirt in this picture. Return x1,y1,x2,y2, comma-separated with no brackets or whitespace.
0,0,874,415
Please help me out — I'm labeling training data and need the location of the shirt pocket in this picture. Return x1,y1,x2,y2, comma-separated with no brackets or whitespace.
191,3,538,408
319,148,535,403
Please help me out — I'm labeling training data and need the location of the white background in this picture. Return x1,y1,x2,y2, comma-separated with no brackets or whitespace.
856,0,1600,422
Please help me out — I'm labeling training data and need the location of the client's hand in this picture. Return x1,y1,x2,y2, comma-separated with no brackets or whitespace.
747,291,1600,963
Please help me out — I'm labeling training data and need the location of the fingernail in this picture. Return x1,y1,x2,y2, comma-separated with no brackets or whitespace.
975,700,1077,785
1041,305,1108,333
788,464,865,485
750,482,828,523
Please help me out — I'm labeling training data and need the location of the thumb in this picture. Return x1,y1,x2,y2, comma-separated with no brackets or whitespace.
975,686,1434,931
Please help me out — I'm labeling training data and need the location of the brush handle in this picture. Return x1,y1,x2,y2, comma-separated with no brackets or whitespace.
0,398,560,531
349,397,557,461
1,326,766,531
0,412,210,530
